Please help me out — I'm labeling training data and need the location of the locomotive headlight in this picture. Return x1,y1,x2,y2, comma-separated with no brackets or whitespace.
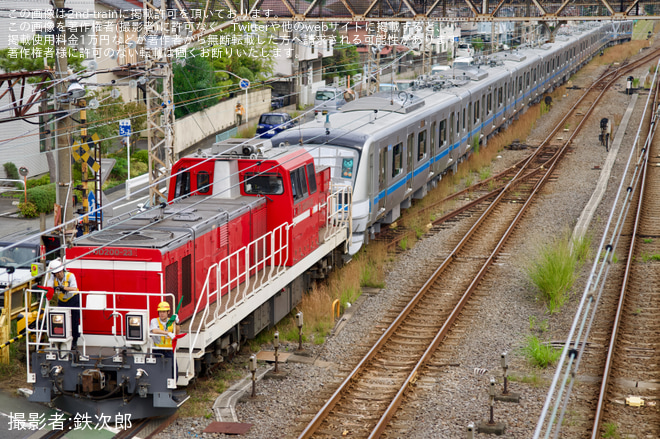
48,309,71,341
125,312,148,345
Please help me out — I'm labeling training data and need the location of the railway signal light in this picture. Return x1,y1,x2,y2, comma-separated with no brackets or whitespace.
501,352,509,395
249,354,257,397
273,331,280,373
296,312,304,351
467,422,475,439
488,377,496,424
125,312,148,345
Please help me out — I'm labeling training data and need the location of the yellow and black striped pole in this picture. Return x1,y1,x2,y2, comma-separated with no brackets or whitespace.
0,332,25,350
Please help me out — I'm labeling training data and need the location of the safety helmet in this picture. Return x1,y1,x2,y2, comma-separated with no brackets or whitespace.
48,259,63,274
157,301,170,312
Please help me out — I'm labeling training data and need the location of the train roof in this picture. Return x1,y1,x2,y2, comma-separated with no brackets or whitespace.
275,21,612,149
74,195,266,251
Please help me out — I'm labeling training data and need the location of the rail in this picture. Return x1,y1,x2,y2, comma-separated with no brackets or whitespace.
534,54,660,439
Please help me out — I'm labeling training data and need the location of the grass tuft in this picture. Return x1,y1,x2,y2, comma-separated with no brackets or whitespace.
602,422,621,439
527,233,581,313
522,335,562,368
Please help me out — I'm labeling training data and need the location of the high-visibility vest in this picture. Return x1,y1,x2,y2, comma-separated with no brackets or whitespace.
54,273,77,302
155,319,173,348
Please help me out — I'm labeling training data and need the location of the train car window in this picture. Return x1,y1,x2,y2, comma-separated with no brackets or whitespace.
498,87,502,106
474,100,479,124
430,121,436,153
440,120,447,146
417,130,426,161
341,158,354,179
392,142,403,177
533,68,537,83
174,168,191,198
487,93,492,114
526,72,530,88
290,167,308,202
244,173,284,195
455,112,459,134
306,163,317,193
518,77,522,93
196,171,210,194
462,108,466,130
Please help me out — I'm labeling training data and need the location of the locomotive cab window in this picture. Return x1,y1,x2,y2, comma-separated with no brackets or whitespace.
196,171,210,194
306,163,317,193
244,173,284,195
290,167,309,202
174,168,191,198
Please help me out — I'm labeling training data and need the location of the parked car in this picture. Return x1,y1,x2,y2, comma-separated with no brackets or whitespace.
394,79,415,91
314,86,346,114
271,94,285,110
256,112,295,139
0,230,49,308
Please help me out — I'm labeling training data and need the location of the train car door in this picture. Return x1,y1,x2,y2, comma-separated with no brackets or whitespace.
406,133,414,194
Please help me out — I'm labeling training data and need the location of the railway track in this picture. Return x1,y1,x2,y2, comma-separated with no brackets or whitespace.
533,55,660,438
293,48,660,439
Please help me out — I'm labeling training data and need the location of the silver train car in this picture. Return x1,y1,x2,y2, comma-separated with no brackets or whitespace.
273,21,633,254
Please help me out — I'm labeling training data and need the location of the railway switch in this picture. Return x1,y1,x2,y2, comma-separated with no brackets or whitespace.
627,76,634,95
489,377,496,424
478,377,507,434
495,351,520,403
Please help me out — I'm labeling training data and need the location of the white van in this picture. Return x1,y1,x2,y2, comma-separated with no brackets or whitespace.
314,87,346,114
456,42,474,58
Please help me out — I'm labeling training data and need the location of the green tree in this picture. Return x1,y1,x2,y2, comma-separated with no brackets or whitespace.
0,36,84,74
472,37,485,53
322,43,360,84
173,50,218,118
84,90,146,155
208,28,275,97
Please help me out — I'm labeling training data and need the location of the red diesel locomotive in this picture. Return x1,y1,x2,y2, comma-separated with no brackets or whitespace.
26,139,352,419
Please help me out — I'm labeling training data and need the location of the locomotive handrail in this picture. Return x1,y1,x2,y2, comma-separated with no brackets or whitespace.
184,186,353,377
186,222,291,377
24,289,177,383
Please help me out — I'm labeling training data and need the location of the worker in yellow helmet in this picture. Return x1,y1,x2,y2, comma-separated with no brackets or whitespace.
46,259,79,350
150,301,179,360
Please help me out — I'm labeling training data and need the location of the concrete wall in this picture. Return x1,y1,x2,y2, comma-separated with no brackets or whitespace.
173,89,272,157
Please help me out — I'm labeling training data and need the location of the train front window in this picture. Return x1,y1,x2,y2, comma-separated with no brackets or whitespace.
244,173,284,195
174,168,191,198
197,171,210,194
302,146,360,187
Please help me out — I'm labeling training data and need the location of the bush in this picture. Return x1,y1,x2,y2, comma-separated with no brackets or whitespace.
131,149,149,164
3,162,19,180
26,174,51,189
27,183,56,214
18,201,38,218
522,335,562,368
109,157,128,180
130,161,148,176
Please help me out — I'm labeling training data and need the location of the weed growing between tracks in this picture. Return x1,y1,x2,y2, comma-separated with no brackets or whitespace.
522,335,562,368
527,233,590,314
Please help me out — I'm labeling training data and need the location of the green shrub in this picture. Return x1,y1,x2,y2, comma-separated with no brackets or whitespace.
26,174,51,189
130,161,148,176
527,234,577,313
131,149,149,164
27,183,56,214
3,162,19,180
522,335,562,368
109,157,128,180
18,201,38,218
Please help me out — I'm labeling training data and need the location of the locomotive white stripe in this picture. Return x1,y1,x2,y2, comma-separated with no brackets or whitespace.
292,203,322,225
68,260,163,272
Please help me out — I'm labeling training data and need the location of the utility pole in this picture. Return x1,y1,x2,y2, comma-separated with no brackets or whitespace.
143,0,175,206
54,0,73,230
